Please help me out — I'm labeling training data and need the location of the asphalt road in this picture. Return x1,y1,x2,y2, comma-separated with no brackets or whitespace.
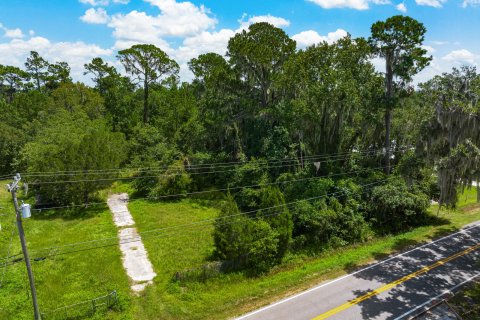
236,222,480,320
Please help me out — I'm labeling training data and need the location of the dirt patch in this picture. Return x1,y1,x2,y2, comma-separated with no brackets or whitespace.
462,203,480,213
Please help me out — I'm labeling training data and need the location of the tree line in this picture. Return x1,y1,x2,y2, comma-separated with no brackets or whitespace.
1,15,479,273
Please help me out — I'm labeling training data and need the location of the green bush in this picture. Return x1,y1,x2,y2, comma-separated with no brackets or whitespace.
368,178,430,233
20,110,126,206
291,196,371,251
149,160,191,198
257,186,293,260
129,124,181,195
213,196,279,274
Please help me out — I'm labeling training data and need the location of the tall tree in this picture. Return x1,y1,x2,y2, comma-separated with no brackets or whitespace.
84,57,117,92
24,51,49,91
85,57,136,132
46,61,72,89
227,22,296,109
189,53,242,155
369,15,431,174
420,66,480,207
284,36,383,156
117,44,179,124
0,65,30,103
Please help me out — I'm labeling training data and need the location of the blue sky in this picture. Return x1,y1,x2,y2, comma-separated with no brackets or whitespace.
0,0,479,82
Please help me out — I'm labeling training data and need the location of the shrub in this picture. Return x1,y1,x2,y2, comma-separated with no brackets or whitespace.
368,178,430,233
20,110,126,206
257,186,293,260
213,196,279,274
149,160,191,198
291,197,371,251
129,124,181,195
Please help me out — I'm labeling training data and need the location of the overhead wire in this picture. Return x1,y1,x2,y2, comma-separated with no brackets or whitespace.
1,176,393,265
17,148,394,177
30,164,393,211
24,149,392,186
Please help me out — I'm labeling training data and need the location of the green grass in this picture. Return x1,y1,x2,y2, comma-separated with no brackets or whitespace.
125,188,480,320
449,279,480,319
0,182,131,320
2,185,480,320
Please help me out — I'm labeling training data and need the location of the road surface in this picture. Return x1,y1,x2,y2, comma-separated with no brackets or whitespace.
236,222,480,320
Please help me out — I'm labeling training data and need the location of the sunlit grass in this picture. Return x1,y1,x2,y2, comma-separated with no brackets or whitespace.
0,181,131,320
127,188,480,320
2,183,480,320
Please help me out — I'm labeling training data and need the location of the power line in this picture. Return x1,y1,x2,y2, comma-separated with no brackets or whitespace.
18,148,393,177
2,177,392,265
31,164,392,211
24,149,392,186
20,147,406,181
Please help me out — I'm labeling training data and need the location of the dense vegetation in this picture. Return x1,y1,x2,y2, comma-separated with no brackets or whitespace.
1,14,479,282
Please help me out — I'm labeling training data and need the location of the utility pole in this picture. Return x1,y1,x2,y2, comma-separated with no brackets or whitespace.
7,174,41,320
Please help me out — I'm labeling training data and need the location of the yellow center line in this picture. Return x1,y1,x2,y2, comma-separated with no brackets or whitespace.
312,242,480,320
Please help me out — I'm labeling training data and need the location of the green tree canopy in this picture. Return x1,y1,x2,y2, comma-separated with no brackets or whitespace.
118,44,179,124
369,15,431,173
0,65,30,102
227,22,296,108
420,66,480,207
24,51,49,91
21,110,127,207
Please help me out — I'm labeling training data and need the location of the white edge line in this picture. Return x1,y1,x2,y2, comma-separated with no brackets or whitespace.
394,272,480,320
234,222,480,320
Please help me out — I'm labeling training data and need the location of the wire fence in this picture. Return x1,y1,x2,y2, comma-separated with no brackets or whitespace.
40,290,118,320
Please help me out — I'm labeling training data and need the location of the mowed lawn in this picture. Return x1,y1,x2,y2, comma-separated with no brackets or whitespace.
0,182,131,320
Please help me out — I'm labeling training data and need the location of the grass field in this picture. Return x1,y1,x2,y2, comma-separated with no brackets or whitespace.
1,183,480,319
0,182,131,320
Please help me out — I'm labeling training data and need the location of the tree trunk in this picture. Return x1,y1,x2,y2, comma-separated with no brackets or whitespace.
143,80,149,124
384,109,392,174
35,70,41,91
384,53,394,175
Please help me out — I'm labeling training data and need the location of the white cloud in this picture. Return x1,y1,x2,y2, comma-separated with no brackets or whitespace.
108,0,217,51
292,29,348,48
177,29,235,61
422,45,436,54
238,14,291,29
80,8,110,24
307,0,390,9
396,2,407,12
79,0,109,6
1,24,25,39
415,0,446,8
462,0,480,6
4,28,25,39
443,49,477,64
308,0,369,9
431,40,448,46
0,35,112,81
79,0,129,5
